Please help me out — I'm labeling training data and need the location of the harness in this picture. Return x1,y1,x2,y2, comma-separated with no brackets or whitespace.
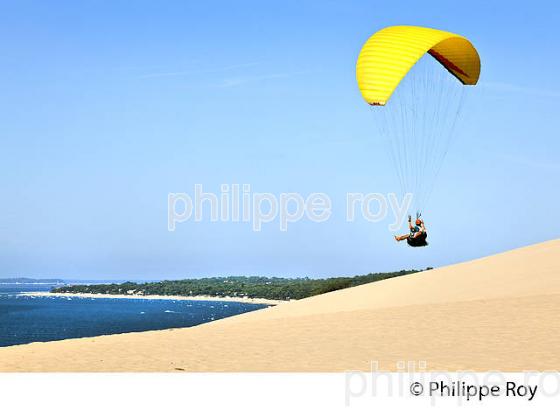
407,231,428,247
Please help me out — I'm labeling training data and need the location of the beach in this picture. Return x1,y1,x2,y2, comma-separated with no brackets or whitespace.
1,239,559,372
21,291,284,306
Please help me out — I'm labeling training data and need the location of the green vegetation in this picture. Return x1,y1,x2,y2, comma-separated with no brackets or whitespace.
51,270,421,301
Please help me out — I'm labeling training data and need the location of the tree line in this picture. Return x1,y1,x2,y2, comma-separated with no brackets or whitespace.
52,269,426,301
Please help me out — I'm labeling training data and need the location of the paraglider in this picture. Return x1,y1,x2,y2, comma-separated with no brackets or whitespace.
356,25,481,246
394,214,428,247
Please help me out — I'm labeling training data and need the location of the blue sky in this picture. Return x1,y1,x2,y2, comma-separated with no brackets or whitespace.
1,0,559,279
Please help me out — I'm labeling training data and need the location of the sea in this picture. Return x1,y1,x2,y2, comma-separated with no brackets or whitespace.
0,283,270,347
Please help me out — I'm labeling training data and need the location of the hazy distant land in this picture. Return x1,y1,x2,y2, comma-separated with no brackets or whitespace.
0,278,66,285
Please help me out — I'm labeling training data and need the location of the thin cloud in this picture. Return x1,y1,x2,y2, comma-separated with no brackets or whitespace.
136,62,262,79
482,81,560,99
500,153,560,171
211,71,311,88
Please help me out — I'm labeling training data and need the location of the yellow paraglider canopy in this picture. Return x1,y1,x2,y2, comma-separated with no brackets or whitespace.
356,25,481,105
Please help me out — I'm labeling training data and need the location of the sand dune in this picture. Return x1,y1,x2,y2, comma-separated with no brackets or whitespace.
1,239,559,372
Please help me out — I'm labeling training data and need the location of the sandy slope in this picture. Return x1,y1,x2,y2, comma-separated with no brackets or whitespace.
1,239,559,372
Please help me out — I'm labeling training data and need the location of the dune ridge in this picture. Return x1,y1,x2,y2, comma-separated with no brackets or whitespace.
1,239,559,372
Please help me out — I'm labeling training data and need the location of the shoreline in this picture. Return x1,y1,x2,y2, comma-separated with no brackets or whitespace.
21,291,285,306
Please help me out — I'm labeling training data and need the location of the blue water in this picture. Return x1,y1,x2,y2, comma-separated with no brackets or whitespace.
0,284,269,347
